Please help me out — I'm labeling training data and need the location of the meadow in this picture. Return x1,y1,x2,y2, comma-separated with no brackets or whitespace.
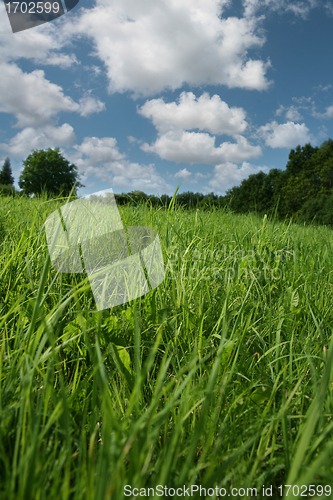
1,193,333,499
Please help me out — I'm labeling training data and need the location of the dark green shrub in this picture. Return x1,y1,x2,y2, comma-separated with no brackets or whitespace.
0,184,16,197
320,193,333,226
299,194,333,227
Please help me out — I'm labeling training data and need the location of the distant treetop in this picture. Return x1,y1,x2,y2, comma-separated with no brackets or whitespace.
0,157,14,186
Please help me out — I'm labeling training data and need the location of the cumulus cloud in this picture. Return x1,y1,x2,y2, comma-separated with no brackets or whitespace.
141,130,262,164
258,120,312,148
127,136,142,144
0,62,106,128
0,8,77,67
138,92,248,135
0,63,79,128
205,161,270,193
322,106,333,118
275,105,303,121
174,168,196,183
312,105,333,119
195,171,211,179
285,106,303,121
275,105,285,116
0,124,76,157
71,137,125,166
0,5,105,140
78,96,106,117
67,136,173,193
99,161,173,193
66,0,271,96
138,91,261,165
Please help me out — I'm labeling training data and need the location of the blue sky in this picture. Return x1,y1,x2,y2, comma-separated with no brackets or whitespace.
1,0,333,198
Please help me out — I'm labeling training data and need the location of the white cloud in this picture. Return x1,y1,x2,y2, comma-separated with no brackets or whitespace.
110,163,174,193
275,105,285,117
313,83,332,92
67,0,271,96
323,106,333,118
312,105,333,119
91,66,103,76
0,4,104,146
0,9,77,67
0,62,106,128
141,130,262,164
205,161,270,194
174,168,196,183
78,96,106,117
258,120,312,148
67,136,173,194
290,95,316,116
292,96,313,105
0,124,76,157
243,0,318,18
195,172,211,179
276,104,303,121
0,63,79,128
71,137,125,166
127,136,142,144
138,92,248,135
285,106,303,121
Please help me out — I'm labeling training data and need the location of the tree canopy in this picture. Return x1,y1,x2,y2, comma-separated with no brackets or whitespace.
0,157,14,186
18,148,84,197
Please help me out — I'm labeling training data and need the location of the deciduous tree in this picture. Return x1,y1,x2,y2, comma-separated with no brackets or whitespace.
18,148,84,197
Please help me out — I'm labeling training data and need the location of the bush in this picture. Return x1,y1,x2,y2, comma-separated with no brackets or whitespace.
299,193,333,227
0,184,16,197
320,193,333,226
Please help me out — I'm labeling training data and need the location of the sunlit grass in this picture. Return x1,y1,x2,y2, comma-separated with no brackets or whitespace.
1,193,333,499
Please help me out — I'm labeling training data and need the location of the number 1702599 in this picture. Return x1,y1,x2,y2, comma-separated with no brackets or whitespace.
4,2,61,15
278,485,331,497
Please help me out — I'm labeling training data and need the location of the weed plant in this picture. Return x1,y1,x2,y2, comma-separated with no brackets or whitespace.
1,194,333,499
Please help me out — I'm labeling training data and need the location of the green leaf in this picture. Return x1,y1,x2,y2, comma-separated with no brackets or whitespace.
221,339,236,366
250,386,272,405
109,343,134,391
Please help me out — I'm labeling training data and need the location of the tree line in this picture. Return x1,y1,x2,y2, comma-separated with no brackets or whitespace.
2,139,333,227
223,138,333,226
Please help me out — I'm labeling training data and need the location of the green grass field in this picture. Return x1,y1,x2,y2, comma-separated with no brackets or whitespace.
1,194,333,499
